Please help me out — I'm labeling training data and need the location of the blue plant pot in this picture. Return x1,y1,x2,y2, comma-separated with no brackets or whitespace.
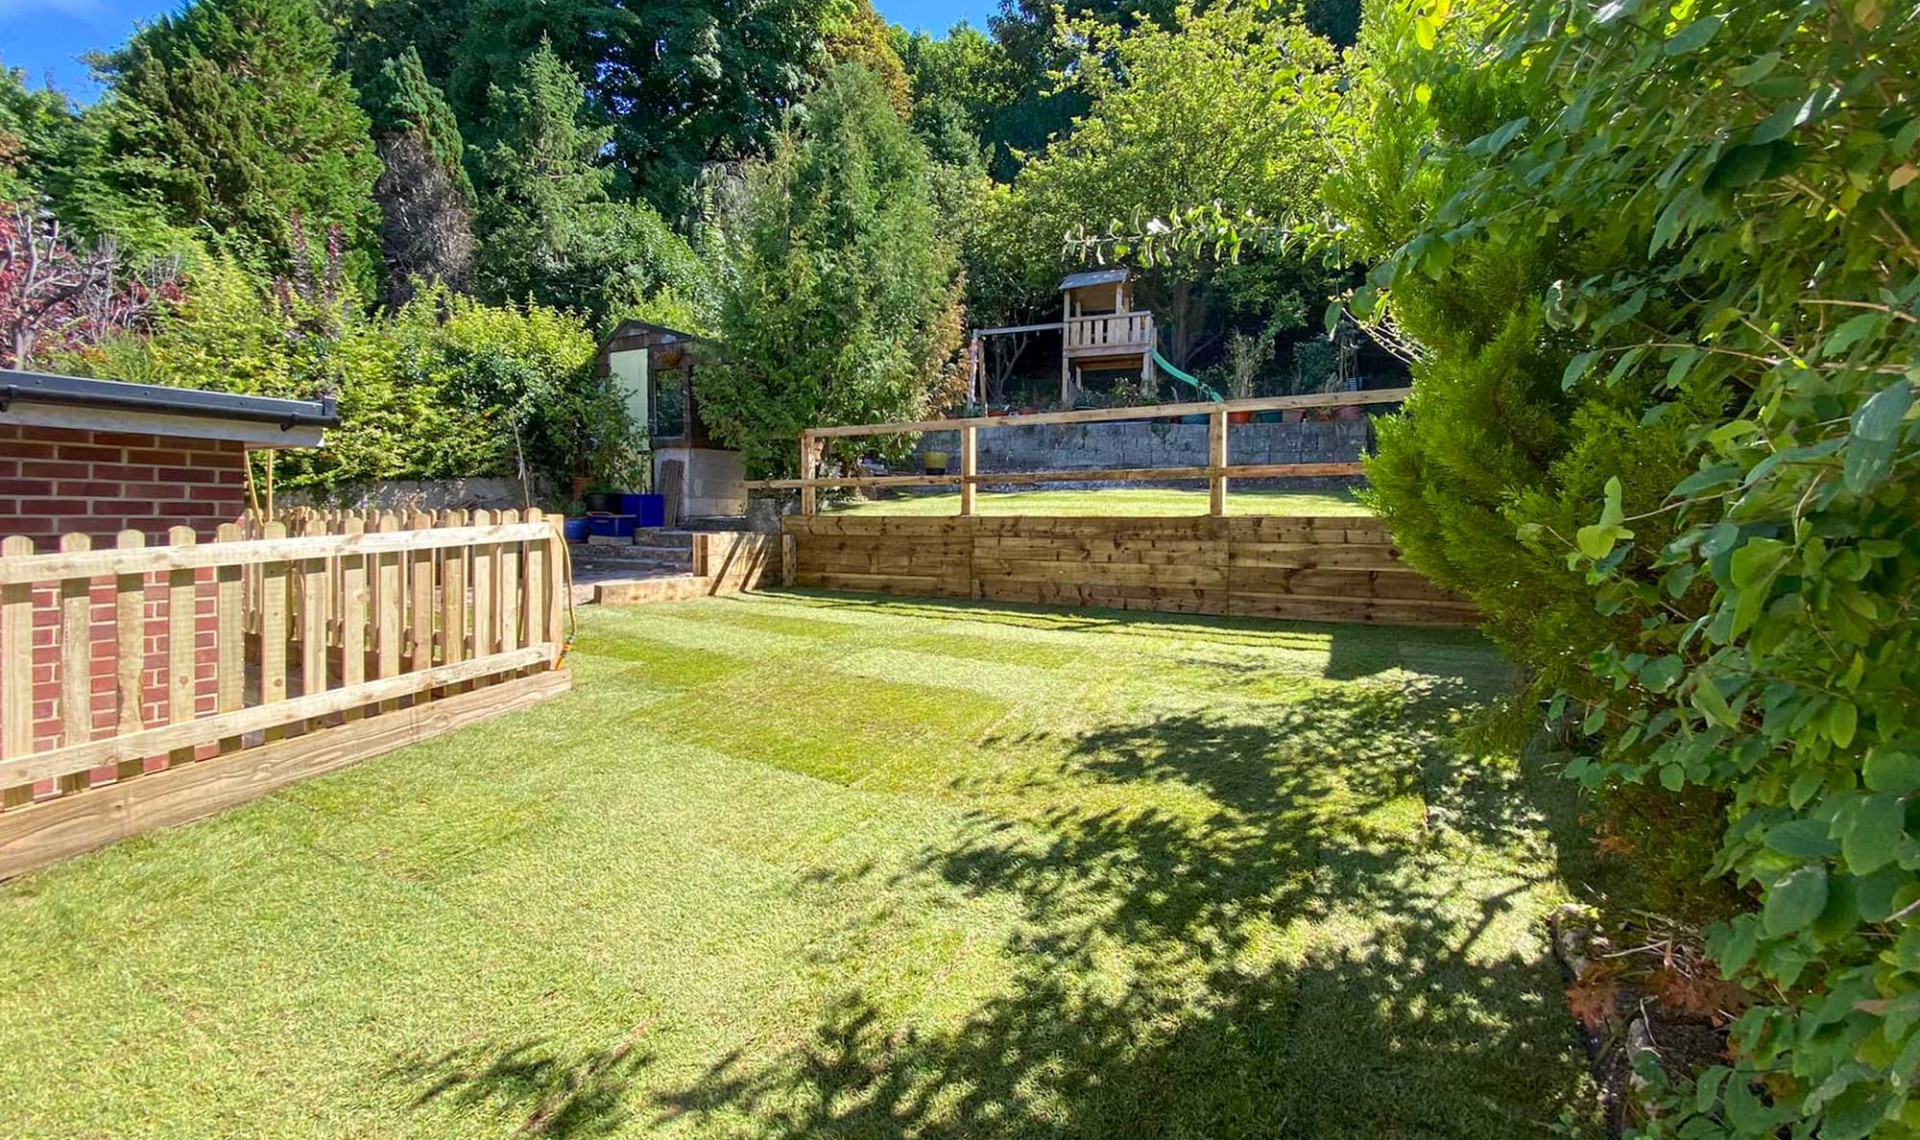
562,517,590,542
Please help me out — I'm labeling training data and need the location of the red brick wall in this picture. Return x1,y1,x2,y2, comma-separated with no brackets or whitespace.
2,424,247,786
0,424,249,550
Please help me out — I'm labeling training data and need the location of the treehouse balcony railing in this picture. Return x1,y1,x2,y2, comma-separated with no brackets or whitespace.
1063,312,1154,357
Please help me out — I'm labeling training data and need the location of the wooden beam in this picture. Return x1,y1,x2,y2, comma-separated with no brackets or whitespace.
959,424,978,517
745,461,1364,491
0,647,554,788
1209,410,1228,517
799,431,817,518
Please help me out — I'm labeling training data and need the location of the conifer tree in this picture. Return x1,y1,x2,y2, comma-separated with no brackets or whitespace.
97,0,381,272
367,48,474,305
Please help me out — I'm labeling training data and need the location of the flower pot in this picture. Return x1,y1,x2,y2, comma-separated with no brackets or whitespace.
1253,410,1283,424
923,450,950,476
562,517,590,542
1179,413,1209,425
1228,410,1255,425
1335,405,1363,422
1282,409,1306,423
584,492,618,513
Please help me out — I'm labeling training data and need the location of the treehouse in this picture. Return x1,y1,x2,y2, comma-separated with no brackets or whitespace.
969,267,1192,409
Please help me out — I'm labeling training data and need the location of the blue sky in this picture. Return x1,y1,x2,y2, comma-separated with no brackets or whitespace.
0,0,999,100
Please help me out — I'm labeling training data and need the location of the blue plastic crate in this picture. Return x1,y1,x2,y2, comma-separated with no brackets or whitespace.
622,493,665,528
587,514,637,538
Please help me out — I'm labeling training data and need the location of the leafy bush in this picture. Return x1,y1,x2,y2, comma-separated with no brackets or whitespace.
59,255,612,495
1343,2,1920,1133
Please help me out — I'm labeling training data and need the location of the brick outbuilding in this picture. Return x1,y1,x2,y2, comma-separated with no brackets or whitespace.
1,369,335,548
1,369,337,759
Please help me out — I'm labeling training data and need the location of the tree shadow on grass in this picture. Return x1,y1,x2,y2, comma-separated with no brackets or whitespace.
656,676,1597,1138
382,1025,655,1138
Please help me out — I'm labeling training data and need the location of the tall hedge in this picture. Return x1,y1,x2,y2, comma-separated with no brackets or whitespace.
1345,2,1919,1133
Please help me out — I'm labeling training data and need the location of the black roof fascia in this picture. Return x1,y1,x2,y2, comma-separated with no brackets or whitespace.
0,369,340,431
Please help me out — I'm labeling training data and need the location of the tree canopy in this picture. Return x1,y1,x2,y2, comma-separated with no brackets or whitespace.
697,63,965,477
96,0,382,276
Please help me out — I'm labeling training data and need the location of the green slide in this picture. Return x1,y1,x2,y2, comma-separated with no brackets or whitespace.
1151,348,1224,402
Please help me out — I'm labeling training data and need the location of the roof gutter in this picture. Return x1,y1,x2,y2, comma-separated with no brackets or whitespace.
0,370,340,432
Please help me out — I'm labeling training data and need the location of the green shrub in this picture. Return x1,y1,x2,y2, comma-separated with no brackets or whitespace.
58,256,613,494
1339,2,1920,1133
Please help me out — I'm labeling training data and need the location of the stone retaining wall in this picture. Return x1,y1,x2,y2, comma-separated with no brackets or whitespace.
914,419,1370,476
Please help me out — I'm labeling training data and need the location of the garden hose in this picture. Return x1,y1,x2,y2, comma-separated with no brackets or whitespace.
556,533,578,667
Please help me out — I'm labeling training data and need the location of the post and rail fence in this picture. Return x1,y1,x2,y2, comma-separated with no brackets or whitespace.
745,388,1411,517
0,508,572,878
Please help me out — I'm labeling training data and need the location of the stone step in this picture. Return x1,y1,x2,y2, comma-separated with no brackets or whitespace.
632,529,696,550
568,542,691,569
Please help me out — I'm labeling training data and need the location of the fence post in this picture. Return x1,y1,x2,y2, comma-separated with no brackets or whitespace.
340,515,368,721
799,431,817,518
166,526,197,770
959,424,978,517
1,536,33,800
111,530,145,784
1209,409,1228,517
260,521,288,742
497,510,521,656
299,518,328,703
57,535,94,780
215,522,244,752
408,511,434,673
524,509,548,660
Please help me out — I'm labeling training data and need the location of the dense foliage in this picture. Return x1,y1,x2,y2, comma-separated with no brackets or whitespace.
1340,2,1920,1134
465,42,710,320
1011,3,1345,378
96,0,383,279
697,64,966,477
366,48,475,306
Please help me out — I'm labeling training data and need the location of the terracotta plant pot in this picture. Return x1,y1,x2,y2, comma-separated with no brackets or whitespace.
1228,410,1255,424
1335,405,1363,422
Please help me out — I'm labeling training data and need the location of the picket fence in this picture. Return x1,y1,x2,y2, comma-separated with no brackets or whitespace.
0,508,572,877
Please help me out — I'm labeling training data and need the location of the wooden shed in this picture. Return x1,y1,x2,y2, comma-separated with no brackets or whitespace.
595,321,746,523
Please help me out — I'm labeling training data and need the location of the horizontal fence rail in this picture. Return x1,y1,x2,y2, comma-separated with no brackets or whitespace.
746,388,1409,517
0,508,571,878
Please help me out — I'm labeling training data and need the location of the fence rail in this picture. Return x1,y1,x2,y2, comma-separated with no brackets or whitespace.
0,508,570,877
746,388,1409,516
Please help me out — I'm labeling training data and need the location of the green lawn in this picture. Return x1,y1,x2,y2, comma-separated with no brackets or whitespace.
827,486,1372,516
0,593,1597,1137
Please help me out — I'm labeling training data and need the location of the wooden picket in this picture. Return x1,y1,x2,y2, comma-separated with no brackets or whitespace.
0,509,571,878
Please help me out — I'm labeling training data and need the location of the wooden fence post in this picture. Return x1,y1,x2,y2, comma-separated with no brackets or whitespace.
340,515,367,721
408,511,433,674
525,509,548,659
113,531,152,785
215,522,244,752
58,535,94,777
959,424,978,517
0,536,33,807
166,526,197,771
799,431,817,518
260,521,288,742
1209,409,1228,517
440,510,468,678
497,510,521,656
